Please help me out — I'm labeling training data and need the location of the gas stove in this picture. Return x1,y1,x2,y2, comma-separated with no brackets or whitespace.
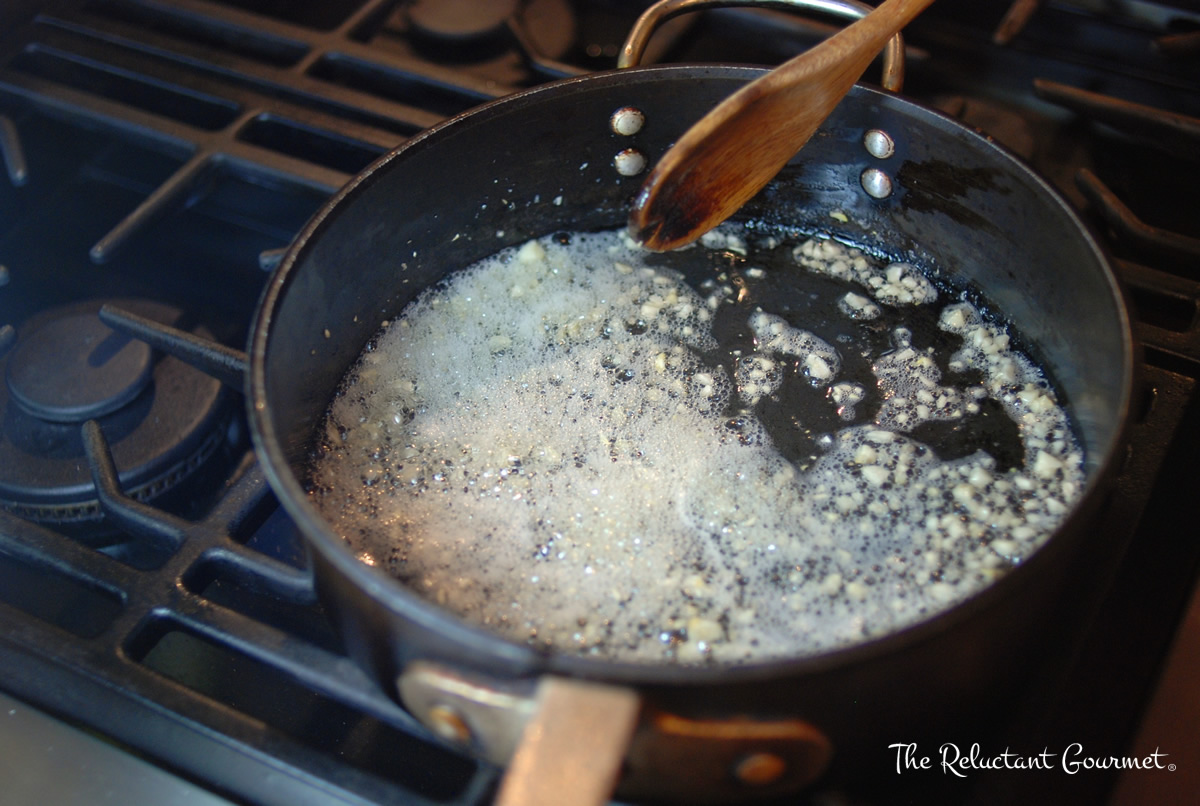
0,1,1198,804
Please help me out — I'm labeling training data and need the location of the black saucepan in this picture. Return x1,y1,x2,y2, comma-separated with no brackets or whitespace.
246,47,1135,805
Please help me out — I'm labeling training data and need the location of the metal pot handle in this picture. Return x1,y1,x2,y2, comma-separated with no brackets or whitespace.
619,0,907,93
401,660,834,805
400,664,640,806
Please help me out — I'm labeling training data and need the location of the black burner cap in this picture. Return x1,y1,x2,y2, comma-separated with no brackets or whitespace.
6,313,152,422
408,0,518,42
0,300,234,527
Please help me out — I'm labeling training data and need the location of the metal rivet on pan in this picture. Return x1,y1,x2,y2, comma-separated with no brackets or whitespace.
427,703,473,745
614,148,647,176
863,129,895,159
733,752,787,786
610,106,645,136
860,167,894,199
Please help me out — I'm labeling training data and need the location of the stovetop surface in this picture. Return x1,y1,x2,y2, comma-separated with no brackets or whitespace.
0,1,1198,804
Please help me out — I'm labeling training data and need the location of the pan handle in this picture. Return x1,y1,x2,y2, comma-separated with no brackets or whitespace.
619,0,907,93
494,678,641,806
399,662,640,805
399,661,834,802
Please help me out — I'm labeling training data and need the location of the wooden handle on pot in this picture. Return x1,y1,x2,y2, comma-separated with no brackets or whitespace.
494,677,642,806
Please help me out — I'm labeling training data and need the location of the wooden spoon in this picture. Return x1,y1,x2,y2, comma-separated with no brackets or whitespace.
630,0,936,251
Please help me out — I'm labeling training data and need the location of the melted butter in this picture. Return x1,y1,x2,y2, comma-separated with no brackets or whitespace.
308,226,1085,665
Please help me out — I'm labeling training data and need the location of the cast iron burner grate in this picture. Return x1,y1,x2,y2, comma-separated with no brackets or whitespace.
0,1,1198,804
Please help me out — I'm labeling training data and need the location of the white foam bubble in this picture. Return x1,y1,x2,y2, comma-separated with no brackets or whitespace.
794,237,937,306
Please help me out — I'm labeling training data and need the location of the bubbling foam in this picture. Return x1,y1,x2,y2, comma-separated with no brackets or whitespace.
308,227,1085,665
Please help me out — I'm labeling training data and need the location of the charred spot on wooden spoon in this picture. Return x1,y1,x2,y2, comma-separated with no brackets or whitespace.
629,217,664,250
630,177,724,252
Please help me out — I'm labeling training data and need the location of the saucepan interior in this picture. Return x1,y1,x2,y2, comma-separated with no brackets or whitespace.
249,65,1134,701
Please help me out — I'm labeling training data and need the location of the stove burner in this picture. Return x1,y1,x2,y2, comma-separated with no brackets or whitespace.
403,0,550,63
0,301,236,526
6,314,152,423
407,0,518,43
515,0,577,62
